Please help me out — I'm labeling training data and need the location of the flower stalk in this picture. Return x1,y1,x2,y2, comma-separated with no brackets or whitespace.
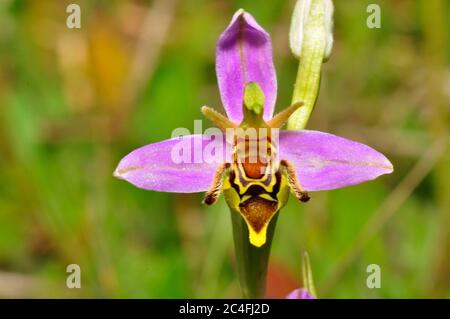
286,251,317,299
301,251,317,298
230,210,278,298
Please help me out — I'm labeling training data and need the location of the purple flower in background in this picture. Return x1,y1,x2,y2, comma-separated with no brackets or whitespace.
286,288,315,299
286,252,317,299
114,10,393,247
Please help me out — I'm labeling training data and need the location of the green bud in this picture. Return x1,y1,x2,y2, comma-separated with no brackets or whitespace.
288,0,334,130
242,82,266,127
289,0,334,61
243,82,264,115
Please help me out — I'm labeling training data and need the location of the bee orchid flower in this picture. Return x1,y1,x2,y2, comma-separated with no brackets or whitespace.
114,10,393,248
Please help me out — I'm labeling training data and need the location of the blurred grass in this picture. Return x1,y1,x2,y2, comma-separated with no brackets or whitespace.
0,0,449,298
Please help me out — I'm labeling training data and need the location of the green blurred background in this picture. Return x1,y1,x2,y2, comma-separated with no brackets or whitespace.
0,0,449,298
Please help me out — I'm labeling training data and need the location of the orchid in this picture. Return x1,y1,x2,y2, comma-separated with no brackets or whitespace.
114,9,393,249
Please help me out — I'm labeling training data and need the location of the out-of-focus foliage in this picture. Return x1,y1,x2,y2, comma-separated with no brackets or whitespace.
0,0,449,298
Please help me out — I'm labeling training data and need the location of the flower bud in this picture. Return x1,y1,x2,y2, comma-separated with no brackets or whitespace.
289,0,334,61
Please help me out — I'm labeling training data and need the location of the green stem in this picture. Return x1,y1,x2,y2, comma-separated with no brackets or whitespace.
230,210,278,298
301,251,317,298
287,0,328,130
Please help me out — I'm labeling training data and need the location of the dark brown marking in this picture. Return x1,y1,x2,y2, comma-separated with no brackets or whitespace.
239,197,278,233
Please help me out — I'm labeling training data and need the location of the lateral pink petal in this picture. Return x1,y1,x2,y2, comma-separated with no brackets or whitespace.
114,134,231,193
279,130,393,191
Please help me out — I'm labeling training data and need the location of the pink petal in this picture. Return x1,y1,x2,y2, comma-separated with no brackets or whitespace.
286,288,315,299
216,10,277,123
114,135,231,193
279,130,393,191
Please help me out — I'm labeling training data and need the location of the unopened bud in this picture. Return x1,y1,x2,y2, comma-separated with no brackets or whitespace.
289,0,334,61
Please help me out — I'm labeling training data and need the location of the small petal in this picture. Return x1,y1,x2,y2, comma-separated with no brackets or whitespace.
286,288,315,299
279,130,393,191
114,135,231,193
216,9,277,123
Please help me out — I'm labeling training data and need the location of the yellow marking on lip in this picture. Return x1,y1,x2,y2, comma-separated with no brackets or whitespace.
239,197,279,248
233,174,276,195
258,193,275,201
248,224,269,248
